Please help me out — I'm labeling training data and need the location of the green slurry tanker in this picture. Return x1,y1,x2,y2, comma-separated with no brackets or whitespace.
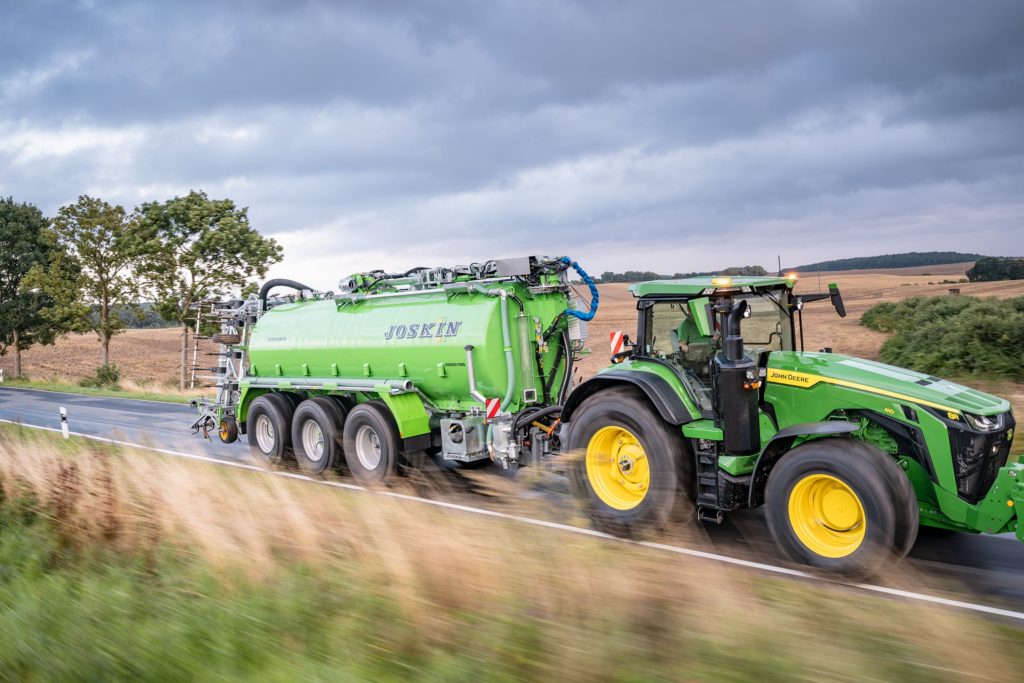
192,256,1019,576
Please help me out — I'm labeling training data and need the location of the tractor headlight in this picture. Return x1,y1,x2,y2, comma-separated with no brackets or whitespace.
963,412,1004,433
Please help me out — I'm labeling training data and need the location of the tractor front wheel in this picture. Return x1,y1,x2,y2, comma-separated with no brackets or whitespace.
765,439,915,577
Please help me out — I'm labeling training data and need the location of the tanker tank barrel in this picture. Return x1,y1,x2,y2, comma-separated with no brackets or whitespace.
212,254,587,473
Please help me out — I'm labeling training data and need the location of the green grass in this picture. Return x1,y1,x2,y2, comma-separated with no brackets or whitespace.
0,377,195,404
2,425,1024,681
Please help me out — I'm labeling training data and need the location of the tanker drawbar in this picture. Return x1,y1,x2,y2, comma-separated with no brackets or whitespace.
191,255,597,478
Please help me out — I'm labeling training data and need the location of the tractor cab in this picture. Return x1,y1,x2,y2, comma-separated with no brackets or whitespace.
627,275,837,411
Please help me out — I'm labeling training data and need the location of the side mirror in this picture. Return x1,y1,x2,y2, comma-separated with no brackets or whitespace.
828,283,847,318
688,296,714,337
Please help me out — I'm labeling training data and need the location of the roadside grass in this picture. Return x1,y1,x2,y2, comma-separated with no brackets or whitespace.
0,376,204,404
1,425,1022,681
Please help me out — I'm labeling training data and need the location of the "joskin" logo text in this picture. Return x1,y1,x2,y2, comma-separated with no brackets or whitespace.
385,321,462,340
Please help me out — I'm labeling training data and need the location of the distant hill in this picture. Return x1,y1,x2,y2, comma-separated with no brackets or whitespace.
598,265,767,283
789,251,984,273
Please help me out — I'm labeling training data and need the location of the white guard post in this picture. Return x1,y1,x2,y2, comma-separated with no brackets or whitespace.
60,407,69,439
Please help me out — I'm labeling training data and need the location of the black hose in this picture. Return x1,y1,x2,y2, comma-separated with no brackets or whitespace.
557,332,574,404
259,278,315,309
513,405,562,436
545,335,566,403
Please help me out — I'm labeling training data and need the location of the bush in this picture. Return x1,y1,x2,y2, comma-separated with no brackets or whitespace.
861,295,1024,380
80,364,121,387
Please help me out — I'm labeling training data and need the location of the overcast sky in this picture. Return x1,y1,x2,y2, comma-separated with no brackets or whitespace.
2,0,1022,288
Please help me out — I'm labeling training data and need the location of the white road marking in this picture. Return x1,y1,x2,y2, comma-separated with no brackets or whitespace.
3,417,1024,623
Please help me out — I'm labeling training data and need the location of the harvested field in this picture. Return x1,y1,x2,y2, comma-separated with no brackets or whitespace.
0,328,215,386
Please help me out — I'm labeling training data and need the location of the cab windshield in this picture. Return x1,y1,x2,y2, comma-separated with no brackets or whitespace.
640,289,793,408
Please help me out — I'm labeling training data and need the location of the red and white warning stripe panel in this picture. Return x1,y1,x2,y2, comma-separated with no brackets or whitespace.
485,397,501,419
610,330,624,355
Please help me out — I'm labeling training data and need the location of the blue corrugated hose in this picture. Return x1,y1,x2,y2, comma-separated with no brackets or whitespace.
559,256,599,321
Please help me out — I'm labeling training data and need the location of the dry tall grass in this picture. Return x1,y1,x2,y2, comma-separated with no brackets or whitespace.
1,425,1021,680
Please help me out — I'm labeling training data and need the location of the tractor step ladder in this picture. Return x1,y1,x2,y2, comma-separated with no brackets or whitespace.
695,442,724,524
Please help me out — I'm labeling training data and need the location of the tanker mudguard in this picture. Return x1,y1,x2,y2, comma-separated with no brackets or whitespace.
748,421,860,507
562,370,695,426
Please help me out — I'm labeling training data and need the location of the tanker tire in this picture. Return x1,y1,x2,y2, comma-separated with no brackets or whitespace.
765,439,906,578
565,387,684,537
343,402,399,486
246,393,295,464
291,398,345,475
211,333,241,345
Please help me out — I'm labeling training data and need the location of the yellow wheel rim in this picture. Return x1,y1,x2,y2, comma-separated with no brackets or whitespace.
219,421,230,440
585,426,650,510
788,473,866,558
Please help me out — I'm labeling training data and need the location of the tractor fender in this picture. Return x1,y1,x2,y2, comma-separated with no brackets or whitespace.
561,370,697,426
748,421,860,508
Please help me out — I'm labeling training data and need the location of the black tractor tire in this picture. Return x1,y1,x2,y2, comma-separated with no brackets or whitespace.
211,333,241,345
765,438,913,578
246,393,295,464
847,439,919,559
342,402,400,486
218,416,239,444
565,387,689,536
291,397,346,475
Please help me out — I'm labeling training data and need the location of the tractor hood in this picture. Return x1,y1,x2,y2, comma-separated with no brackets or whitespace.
766,352,1012,417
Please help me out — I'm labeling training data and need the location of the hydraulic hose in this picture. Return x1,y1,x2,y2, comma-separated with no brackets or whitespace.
259,278,315,309
559,256,599,321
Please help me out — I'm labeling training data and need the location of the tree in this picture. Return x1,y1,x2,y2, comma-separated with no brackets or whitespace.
135,190,283,389
43,196,152,367
0,198,66,377
967,257,1024,282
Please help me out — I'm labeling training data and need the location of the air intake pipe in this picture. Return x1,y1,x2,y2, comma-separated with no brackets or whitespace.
714,299,760,455
722,300,748,361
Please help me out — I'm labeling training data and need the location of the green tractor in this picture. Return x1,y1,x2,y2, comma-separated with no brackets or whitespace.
563,274,1018,575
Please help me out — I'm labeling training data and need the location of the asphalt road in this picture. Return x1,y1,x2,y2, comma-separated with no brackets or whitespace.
2,385,1023,612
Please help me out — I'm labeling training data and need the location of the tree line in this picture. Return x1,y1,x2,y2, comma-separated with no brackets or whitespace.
598,265,767,283
788,251,983,273
966,257,1024,282
0,192,282,388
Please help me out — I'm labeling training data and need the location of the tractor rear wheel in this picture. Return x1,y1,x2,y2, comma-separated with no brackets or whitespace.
765,439,913,577
566,387,688,536
343,402,400,486
246,393,295,464
291,397,345,475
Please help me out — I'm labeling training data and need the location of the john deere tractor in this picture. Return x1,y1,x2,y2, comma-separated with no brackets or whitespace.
563,275,1018,576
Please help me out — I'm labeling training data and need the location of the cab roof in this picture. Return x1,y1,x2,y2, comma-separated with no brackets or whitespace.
628,276,796,298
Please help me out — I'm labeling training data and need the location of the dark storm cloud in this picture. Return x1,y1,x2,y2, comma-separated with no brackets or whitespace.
1,0,1022,284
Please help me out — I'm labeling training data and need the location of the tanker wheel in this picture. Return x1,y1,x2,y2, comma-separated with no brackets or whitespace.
566,387,687,536
765,439,915,578
291,397,346,475
342,402,399,486
218,416,239,444
246,393,295,464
